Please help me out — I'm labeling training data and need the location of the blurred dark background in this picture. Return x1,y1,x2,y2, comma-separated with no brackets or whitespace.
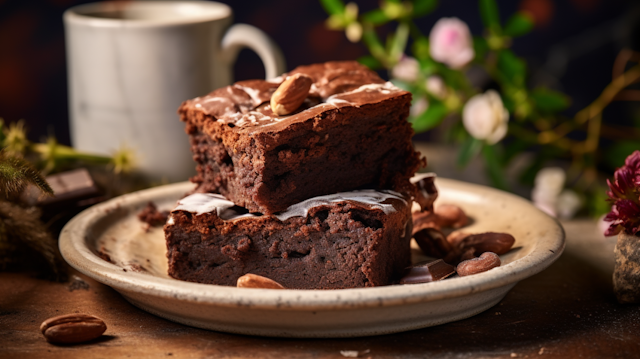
0,0,638,146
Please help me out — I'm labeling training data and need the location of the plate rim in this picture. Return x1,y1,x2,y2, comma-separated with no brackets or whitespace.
59,178,565,311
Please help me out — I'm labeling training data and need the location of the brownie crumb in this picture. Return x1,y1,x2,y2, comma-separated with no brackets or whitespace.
138,202,169,227
97,246,113,263
129,263,147,273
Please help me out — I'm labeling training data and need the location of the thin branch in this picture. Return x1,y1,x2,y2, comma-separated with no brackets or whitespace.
575,64,640,125
613,89,640,101
612,49,640,80
600,124,640,140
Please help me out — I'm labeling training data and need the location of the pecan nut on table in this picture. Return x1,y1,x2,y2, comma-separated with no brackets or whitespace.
40,313,107,344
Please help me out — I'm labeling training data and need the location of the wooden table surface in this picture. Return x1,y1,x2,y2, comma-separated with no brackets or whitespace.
2,219,639,358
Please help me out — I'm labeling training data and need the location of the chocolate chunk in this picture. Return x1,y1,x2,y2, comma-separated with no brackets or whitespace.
413,227,453,259
414,173,438,212
412,211,441,231
39,168,101,206
399,259,456,284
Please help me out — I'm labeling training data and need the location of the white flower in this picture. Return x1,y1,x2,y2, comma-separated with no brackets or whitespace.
462,90,509,144
411,97,429,117
531,167,577,218
534,167,566,196
429,17,475,69
426,76,447,99
557,189,582,219
391,56,420,83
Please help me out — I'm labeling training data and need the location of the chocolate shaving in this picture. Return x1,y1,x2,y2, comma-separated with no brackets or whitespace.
399,259,456,284
414,173,438,212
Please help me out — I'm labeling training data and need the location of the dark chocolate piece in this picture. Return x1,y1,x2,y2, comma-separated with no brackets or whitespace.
413,227,453,259
413,173,438,212
399,259,456,284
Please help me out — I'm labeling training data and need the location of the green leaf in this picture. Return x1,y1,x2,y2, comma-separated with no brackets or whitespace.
411,100,448,133
412,36,430,61
388,22,410,63
503,12,534,37
497,50,526,86
530,88,571,113
479,0,501,31
362,9,390,25
412,0,438,17
482,144,509,190
518,151,550,186
320,0,345,15
390,79,413,92
586,185,611,218
500,89,516,113
357,55,383,70
604,141,640,169
501,139,530,166
472,36,489,62
457,136,483,167
362,27,387,63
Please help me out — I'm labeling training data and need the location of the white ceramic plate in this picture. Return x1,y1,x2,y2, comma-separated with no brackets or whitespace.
59,178,564,338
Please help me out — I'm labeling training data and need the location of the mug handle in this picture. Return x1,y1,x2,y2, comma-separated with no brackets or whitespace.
221,24,286,80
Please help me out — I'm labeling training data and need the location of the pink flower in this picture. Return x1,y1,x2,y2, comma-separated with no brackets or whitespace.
604,150,640,236
429,17,475,69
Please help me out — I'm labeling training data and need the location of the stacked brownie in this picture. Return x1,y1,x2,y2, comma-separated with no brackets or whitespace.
165,61,424,289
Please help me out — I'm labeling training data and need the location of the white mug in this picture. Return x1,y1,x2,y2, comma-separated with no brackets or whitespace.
64,1,286,182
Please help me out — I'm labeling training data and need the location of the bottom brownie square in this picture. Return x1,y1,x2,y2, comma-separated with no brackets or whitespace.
164,191,412,289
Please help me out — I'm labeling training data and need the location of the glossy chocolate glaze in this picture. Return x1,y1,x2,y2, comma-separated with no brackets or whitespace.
186,61,408,134
169,190,407,222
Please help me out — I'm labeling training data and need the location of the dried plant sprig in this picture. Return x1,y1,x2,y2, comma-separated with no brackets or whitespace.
604,151,640,236
0,202,66,280
0,119,137,175
2,119,29,158
110,145,137,174
0,150,53,197
31,136,112,174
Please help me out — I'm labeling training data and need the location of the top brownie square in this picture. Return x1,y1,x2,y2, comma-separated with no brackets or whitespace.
179,61,424,214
